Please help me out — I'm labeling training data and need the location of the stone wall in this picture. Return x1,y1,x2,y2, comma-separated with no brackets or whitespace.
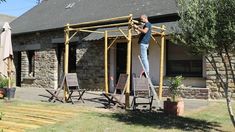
12,29,104,90
162,88,209,99
76,41,105,90
13,30,63,88
21,50,58,88
206,53,235,99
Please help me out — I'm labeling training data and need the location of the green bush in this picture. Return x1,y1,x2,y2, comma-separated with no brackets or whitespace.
0,76,8,88
0,112,4,120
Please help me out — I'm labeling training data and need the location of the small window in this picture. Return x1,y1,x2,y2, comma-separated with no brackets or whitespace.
166,40,202,77
27,51,35,77
65,2,76,9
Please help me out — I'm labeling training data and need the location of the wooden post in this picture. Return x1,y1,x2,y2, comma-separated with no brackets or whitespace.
159,25,166,100
64,24,70,101
7,57,12,88
125,14,132,108
104,30,109,94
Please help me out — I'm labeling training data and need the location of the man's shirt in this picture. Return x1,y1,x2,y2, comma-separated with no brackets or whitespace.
138,22,152,44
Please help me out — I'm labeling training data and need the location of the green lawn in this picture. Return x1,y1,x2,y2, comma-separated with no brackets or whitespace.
0,100,234,132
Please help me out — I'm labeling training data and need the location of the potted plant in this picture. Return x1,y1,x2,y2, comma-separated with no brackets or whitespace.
0,76,8,99
164,75,184,116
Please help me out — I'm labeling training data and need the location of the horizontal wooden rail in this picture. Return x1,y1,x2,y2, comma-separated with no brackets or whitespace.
68,15,130,28
79,22,130,30
79,29,104,34
132,20,166,31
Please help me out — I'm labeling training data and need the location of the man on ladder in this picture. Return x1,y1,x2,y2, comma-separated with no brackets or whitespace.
133,14,152,76
134,15,160,108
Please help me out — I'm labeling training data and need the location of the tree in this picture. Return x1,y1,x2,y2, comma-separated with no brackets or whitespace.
37,0,41,5
0,0,6,3
174,0,235,127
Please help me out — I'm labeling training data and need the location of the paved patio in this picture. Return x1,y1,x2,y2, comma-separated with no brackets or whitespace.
12,87,211,111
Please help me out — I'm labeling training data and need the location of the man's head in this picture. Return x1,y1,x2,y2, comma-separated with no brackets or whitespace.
140,14,148,23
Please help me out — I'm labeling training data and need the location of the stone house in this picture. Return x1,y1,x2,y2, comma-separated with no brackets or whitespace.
10,0,234,99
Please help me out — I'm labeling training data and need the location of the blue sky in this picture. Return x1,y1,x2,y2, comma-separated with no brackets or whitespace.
0,0,37,17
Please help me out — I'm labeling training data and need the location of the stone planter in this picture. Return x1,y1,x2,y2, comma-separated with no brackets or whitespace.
163,99,184,116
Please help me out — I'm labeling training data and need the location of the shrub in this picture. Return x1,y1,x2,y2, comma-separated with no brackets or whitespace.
0,76,8,88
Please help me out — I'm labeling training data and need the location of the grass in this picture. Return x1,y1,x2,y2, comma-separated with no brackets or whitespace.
0,99,234,132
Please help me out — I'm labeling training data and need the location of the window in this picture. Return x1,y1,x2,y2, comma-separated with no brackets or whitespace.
166,40,202,77
27,51,35,77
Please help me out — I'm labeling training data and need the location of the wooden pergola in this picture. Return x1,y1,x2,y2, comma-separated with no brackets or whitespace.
64,14,166,107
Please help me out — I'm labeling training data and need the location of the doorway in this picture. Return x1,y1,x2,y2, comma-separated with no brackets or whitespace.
69,43,77,73
15,51,21,86
116,43,127,82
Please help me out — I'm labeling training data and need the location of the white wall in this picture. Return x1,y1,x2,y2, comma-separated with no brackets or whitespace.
131,38,165,85
109,37,206,88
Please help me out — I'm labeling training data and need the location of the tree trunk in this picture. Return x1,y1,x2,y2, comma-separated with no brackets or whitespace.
225,92,235,127
207,55,235,127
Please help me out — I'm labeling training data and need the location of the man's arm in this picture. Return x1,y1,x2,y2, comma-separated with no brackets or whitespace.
136,26,149,34
133,24,149,34
133,25,141,34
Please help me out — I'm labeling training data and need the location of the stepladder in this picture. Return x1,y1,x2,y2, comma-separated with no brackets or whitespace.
138,55,160,107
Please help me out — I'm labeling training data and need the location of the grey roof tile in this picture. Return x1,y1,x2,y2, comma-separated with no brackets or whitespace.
10,0,178,34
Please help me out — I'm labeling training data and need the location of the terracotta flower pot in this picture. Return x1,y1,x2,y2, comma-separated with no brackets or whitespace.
0,88,6,99
164,99,184,116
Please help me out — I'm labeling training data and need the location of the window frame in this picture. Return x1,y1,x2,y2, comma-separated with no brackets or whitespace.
166,40,203,77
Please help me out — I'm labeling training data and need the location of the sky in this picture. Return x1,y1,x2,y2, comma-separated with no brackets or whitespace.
0,0,37,17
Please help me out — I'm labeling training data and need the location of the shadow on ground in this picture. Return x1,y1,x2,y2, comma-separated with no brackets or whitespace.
97,110,225,132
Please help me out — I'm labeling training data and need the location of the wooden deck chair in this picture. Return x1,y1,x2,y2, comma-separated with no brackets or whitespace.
42,74,65,103
66,73,86,104
132,77,153,110
103,74,128,108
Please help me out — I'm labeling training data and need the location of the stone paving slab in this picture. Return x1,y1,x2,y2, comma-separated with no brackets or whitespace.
13,87,210,110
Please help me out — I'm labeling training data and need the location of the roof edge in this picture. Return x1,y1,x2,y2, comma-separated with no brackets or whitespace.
12,13,179,35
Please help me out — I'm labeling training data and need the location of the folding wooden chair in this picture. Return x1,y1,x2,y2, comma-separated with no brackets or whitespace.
66,73,86,104
42,74,65,103
132,77,153,110
103,74,128,108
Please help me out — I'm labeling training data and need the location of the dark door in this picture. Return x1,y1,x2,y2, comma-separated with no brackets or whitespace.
69,44,76,73
116,43,127,81
56,45,64,84
15,51,21,86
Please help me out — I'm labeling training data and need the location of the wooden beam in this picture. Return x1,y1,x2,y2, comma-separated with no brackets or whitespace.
132,20,141,24
107,36,119,50
64,25,70,75
108,29,128,32
151,35,160,47
79,29,104,34
152,32,163,36
69,31,78,41
159,25,166,100
69,15,130,27
104,30,109,94
64,24,70,101
132,20,166,31
125,14,132,108
152,25,166,31
118,28,129,40
79,22,129,30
